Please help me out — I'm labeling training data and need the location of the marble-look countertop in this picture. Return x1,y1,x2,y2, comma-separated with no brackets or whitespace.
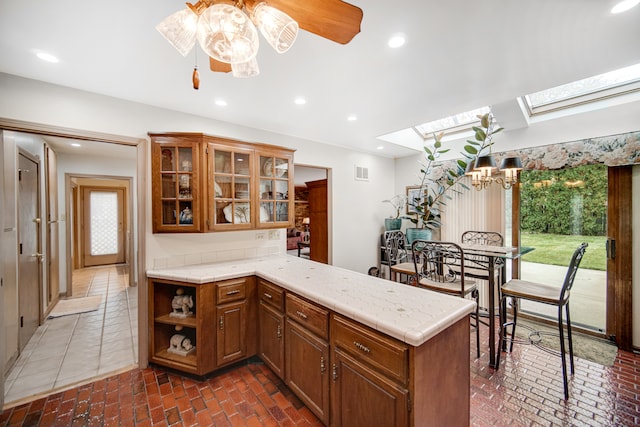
146,255,476,347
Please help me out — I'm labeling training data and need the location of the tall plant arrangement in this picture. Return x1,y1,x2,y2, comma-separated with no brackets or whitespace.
406,113,501,229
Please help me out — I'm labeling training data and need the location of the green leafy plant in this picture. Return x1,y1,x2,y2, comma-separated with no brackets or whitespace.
406,113,502,229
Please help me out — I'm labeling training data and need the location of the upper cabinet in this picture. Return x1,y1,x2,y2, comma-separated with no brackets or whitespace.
150,133,294,233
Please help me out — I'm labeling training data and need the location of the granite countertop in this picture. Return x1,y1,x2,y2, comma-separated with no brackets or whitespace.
146,255,476,347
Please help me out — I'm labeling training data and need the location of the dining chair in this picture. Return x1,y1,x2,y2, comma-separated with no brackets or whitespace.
382,230,415,283
459,230,504,281
411,240,480,358
497,242,588,399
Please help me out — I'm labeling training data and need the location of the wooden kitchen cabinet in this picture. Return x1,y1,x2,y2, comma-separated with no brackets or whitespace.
150,134,201,232
330,315,409,427
215,277,255,368
150,132,294,233
285,293,330,425
148,279,216,375
258,280,285,379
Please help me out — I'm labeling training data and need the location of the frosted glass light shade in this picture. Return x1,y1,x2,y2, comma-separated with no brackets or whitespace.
197,4,259,64
156,8,198,57
232,55,260,78
252,3,298,53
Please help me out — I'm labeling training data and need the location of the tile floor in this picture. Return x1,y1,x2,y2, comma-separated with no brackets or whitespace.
3,265,138,405
2,318,639,426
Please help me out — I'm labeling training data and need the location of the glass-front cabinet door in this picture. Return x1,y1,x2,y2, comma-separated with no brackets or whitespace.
257,151,294,228
207,142,254,231
151,136,200,232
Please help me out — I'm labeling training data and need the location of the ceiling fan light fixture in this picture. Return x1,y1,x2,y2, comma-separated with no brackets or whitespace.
196,4,259,64
252,3,298,53
232,54,260,78
156,8,199,57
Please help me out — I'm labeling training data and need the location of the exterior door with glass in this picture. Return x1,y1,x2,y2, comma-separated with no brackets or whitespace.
82,187,125,267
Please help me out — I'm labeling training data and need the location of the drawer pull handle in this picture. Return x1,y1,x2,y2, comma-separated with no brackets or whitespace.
263,292,273,299
332,363,338,381
353,341,371,354
320,356,326,374
296,310,308,319
226,289,240,295
219,316,224,330
276,324,282,339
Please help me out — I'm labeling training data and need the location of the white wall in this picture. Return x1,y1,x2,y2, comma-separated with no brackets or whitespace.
0,73,395,275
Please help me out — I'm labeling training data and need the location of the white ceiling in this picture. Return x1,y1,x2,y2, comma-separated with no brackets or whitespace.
1,1,639,158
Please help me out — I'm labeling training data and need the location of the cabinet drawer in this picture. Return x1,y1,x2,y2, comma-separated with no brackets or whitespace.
286,294,329,340
217,278,247,303
332,315,409,385
258,280,284,311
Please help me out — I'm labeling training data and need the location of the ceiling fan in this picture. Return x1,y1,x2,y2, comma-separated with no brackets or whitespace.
157,0,363,84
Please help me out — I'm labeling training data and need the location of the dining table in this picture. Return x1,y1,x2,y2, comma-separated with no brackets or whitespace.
458,244,535,368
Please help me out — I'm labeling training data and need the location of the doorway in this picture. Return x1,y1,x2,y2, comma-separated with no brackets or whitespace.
518,164,608,334
17,151,42,352
81,186,126,267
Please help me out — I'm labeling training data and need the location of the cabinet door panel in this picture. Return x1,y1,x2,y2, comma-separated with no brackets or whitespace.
259,302,285,379
216,301,247,367
285,320,329,424
331,348,408,427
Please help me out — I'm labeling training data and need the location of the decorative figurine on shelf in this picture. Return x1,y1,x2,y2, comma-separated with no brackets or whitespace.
167,334,195,356
170,288,193,318
179,206,193,224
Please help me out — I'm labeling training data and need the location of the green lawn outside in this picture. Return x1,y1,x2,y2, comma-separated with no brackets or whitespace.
520,232,606,271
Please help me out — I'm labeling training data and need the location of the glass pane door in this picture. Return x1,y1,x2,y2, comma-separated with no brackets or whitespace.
519,164,607,332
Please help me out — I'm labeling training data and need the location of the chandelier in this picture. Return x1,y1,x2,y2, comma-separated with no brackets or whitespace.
156,0,299,82
464,113,523,190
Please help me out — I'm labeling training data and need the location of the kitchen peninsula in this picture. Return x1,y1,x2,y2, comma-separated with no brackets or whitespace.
147,255,475,427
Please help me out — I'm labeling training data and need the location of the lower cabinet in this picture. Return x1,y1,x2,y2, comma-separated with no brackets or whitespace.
285,320,330,425
258,301,285,379
216,300,247,367
330,348,408,427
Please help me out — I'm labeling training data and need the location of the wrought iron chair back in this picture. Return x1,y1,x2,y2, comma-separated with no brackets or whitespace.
382,230,408,266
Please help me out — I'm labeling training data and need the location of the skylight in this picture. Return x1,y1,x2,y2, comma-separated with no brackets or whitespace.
414,106,490,139
523,62,640,115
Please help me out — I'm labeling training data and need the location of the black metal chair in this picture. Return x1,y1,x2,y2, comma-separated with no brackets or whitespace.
411,240,480,358
382,230,415,283
459,230,504,282
497,242,588,399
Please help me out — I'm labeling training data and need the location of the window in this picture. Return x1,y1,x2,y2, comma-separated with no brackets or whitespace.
414,106,491,140
523,62,640,116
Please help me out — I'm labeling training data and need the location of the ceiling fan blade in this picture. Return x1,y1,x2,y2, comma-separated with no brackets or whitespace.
246,0,363,44
209,57,232,73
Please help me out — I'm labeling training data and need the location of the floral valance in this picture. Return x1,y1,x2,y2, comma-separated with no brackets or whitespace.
434,130,640,177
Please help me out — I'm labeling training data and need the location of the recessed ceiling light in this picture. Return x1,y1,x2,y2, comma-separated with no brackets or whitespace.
294,97,306,105
611,0,639,13
35,51,59,63
377,146,384,150
71,143,81,147
215,99,227,107
388,34,406,48
347,115,358,121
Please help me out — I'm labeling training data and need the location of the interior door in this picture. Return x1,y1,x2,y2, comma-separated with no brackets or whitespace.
82,187,125,267
18,152,41,352
45,146,59,308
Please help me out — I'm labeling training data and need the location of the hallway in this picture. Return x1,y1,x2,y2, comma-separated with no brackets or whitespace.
3,265,138,406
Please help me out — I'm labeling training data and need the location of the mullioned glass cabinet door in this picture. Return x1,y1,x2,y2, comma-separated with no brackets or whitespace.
258,153,294,228
151,137,201,233
207,143,254,231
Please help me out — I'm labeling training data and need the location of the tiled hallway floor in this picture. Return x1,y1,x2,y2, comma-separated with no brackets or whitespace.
2,320,639,426
3,265,138,406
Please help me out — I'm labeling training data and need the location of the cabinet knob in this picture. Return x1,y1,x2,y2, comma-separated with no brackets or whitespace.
332,363,338,381
276,324,282,339
320,356,326,374
219,316,224,330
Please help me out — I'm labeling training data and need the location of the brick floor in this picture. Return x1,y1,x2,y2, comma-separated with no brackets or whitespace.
2,326,639,426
